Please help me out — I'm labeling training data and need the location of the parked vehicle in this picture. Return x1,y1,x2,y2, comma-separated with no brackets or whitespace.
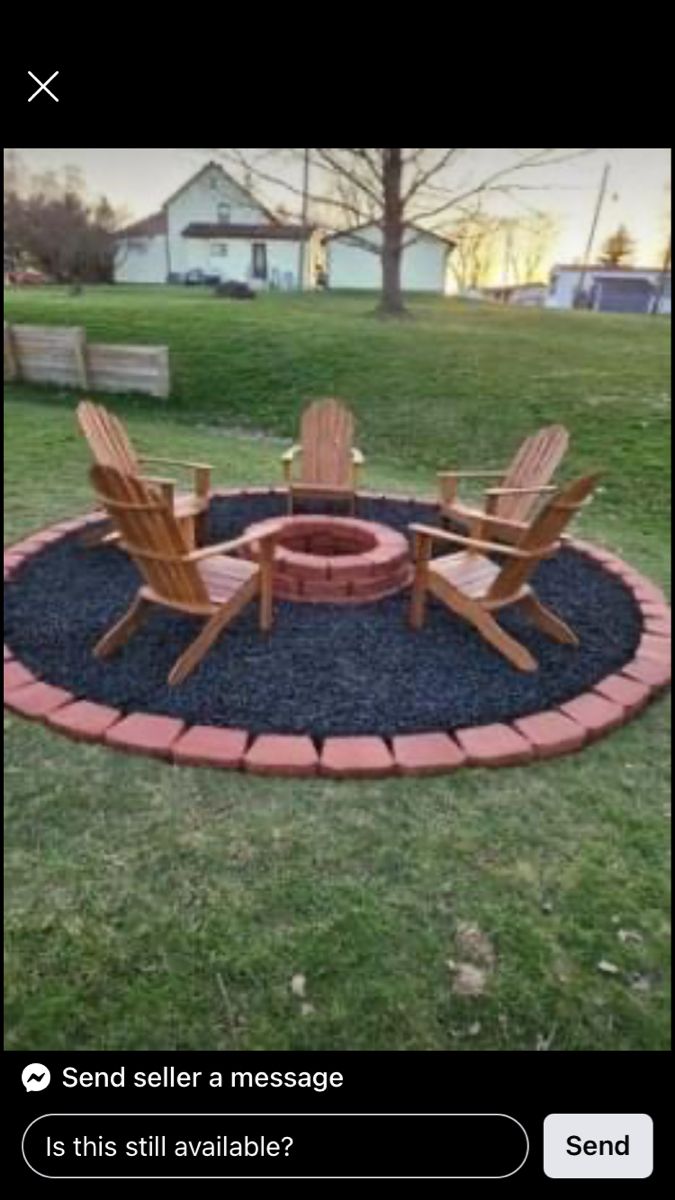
7,269,49,285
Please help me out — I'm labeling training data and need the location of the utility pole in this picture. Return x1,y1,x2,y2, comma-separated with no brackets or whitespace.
297,147,310,290
575,162,610,307
652,234,671,315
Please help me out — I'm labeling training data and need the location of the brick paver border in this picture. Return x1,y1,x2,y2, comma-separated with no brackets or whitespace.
4,491,671,778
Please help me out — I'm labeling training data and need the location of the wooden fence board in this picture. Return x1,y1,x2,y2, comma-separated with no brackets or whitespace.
4,324,169,398
4,322,19,379
88,344,169,398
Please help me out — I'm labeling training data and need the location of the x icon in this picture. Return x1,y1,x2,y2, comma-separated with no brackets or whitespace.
28,70,59,102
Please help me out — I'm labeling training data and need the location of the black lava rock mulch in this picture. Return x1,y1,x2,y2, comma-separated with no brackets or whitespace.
4,494,642,738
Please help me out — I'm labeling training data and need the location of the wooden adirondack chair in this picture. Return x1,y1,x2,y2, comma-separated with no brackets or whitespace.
281,398,365,514
410,474,600,672
77,400,212,549
89,465,279,686
438,424,569,544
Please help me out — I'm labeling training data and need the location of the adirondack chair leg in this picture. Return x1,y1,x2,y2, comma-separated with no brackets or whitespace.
193,508,209,548
467,514,487,543
409,572,428,628
430,574,538,671
468,605,539,672
519,593,579,645
409,532,432,628
94,595,153,659
168,585,259,686
258,545,275,633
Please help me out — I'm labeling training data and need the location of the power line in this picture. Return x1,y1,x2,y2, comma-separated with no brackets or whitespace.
575,162,610,306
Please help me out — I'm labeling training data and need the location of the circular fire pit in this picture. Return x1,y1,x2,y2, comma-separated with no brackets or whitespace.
5,492,668,776
242,515,411,603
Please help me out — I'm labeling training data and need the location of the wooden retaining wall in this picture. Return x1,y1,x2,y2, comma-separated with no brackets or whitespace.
4,323,170,399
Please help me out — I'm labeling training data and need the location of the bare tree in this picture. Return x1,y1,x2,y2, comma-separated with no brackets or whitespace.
446,208,502,291
212,148,594,315
495,211,559,284
516,211,559,282
4,155,126,283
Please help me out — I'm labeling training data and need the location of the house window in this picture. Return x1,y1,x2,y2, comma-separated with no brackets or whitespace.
251,243,268,280
217,202,231,223
211,243,229,257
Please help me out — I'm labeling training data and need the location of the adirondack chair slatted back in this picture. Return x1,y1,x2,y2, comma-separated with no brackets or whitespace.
497,424,569,522
487,474,600,603
90,465,209,608
78,401,140,475
300,399,355,488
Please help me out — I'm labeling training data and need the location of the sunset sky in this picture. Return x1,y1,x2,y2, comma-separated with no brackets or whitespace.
10,147,671,286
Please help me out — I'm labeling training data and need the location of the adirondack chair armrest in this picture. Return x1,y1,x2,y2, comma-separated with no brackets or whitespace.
484,484,557,498
440,501,527,534
140,456,213,470
438,469,506,504
281,444,302,484
187,526,282,563
409,523,530,559
438,470,507,479
139,457,212,497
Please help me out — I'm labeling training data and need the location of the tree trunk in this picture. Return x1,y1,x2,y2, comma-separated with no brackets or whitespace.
377,148,407,316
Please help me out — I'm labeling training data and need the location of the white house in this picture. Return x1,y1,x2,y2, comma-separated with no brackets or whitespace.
324,223,454,293
114,162,321,290
546,264,671,315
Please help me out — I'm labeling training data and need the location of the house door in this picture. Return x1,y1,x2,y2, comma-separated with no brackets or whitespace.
251,243,268,281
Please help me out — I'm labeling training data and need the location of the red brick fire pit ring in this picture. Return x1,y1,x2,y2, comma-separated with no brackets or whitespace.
241,515,412,603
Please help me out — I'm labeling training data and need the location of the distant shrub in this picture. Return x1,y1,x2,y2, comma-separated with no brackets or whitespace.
214,280,256,300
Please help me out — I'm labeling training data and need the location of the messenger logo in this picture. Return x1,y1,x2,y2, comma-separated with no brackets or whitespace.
22,1064,51,1092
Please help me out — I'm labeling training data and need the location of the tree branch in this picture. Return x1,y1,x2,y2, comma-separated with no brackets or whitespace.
406,151,594,225
344,148,383,182
405,148,597,222
313,149,384,208
402,149,461,204
213,149,372,223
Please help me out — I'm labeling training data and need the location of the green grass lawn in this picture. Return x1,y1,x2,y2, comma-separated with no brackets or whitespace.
4,287,671,1051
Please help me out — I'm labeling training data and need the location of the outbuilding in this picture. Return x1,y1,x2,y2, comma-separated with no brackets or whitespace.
324,223,454,293
546,264,671,315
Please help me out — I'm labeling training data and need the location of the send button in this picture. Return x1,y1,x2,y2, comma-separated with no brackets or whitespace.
543,1113,653,1178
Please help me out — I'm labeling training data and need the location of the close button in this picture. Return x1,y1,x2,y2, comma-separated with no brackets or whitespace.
544,1113,653,1178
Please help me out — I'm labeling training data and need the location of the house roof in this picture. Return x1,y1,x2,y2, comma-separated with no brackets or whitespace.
162,161,280,224
182,223,315,242
116,210,167,238
116,161,283,241
552,263,670,275
324,221,456,249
